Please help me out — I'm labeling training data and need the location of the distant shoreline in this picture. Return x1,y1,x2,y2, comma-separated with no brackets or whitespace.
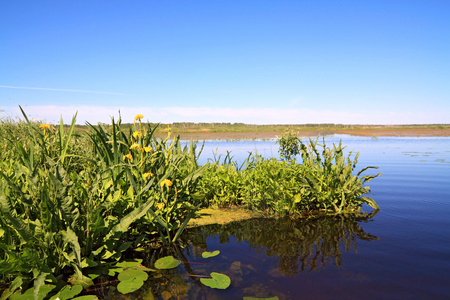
154,127,450,140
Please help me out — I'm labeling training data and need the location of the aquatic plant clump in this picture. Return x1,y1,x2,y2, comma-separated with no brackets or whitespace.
195,135,381,215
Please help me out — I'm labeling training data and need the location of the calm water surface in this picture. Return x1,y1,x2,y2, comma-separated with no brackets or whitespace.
156,136,450,299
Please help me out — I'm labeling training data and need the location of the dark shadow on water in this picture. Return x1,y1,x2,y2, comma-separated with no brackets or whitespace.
91,212,379,299
183,212,379,277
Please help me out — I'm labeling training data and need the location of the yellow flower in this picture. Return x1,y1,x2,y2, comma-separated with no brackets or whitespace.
39,124,51,131
156,203,165,210
143,172,153,180
160,179,173,188
123,154,132,161
133,131,141,138
143,146,152,153
134,114,144,121
130,143,140,150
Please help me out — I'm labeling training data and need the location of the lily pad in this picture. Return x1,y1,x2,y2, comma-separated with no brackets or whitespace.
118,269,149,282
117,269,148,294
117,279,145,294
200,272,231,289
202,250,220,258
154,256,181,270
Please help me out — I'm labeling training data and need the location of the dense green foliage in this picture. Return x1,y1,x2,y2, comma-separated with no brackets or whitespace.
196,136,380,214
0,109,380,299
0,108,204,298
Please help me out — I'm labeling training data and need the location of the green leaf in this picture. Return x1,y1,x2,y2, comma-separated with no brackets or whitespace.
69,273,94,289
0,290,13,300
200,272,231,289
34,272,51,300
202,250,220,258
117,269,148,282
81,257,98,268
154,256,181,270
115,259,142,268
72,296,99,300
105,196,155,239
10,284,56,300
60,228,82,266
50,285,83,300
117,279,145,294
361,196,380,210
117,269,148,294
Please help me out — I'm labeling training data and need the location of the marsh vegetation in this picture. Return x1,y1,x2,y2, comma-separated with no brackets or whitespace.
0,109,380,299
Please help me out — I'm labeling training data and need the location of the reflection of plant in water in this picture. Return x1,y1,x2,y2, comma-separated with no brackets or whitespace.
184,212,379,276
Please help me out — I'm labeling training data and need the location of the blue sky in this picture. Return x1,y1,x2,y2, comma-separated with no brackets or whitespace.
1,0,449,125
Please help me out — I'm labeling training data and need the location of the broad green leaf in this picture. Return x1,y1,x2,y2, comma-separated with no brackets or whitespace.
0,290,13,300
50,285,83,300
10,276,23,292
117,279,145,294
202,250,220,258
34,272,51,300
115,259,142,268
118,269,148,282
117,269,148,294
200,272,231,289
154,256,181,270
69,273,94,289
10,284,55,300
105,197,155,239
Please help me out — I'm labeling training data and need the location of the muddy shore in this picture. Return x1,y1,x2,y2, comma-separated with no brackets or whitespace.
155,127,450,140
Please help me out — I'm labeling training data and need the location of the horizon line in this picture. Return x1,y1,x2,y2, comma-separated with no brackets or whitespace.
0,85,127,95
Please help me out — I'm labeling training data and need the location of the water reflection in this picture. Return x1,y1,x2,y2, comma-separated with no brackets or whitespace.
184,212,379,278
92,213,379,299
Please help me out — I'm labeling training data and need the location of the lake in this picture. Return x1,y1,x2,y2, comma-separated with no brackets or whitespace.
149,135,450,299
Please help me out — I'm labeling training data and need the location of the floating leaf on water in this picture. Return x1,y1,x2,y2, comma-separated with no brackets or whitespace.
202,250,220,258
117,269,149,294
200,272,231,289
154,256,181,269
118,269,149,282
117,279,145,294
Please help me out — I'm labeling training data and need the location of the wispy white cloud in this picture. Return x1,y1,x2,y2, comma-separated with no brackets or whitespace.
1,105,449,125
0,85,127,95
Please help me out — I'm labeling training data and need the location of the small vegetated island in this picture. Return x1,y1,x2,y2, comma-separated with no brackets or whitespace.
0,108,380,299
